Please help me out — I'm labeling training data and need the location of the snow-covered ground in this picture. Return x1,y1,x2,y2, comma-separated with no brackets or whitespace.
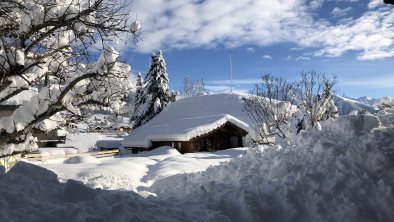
1,110,394,221
36,147,247,191
57,132,125,152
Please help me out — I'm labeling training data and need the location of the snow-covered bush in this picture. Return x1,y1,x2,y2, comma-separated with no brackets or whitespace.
242,75,296,144
297,71,338,128
374,97,394,110
0,0,139,155
243,72,339,145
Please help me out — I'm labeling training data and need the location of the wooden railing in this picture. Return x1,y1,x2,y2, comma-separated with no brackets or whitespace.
21,149,119,162
0,150,119,172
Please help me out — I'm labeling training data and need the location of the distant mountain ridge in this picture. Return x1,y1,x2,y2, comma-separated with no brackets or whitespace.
334,95,377,115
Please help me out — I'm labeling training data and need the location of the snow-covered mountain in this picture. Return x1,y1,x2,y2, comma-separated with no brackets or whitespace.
334,95,377,115
355,96,378,106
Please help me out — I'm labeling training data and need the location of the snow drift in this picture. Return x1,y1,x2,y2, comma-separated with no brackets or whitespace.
0,162,226,222
1,112,394,221
148,114,394,221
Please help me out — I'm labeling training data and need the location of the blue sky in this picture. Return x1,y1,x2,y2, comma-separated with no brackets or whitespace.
118,0,394,99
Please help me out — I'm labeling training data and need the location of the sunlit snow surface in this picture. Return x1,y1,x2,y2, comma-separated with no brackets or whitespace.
1,110,394,221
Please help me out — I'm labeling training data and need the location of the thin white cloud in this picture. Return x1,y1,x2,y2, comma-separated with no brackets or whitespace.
246,47,255,52
207,78,261,85
295,56,311,61
312,9,394,60
331,7,352,17
337,0,358,2
368,0,381,9
121,0,394,61
205,85,249,94
310,0,325,9
341,75,394,88
290,47,304,51
262,55,272,59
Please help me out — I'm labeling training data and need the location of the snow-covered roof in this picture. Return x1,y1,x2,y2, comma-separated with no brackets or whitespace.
123,114,249,147
122,93,253,148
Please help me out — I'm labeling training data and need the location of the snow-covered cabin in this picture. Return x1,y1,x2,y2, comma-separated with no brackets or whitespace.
122,93,253,153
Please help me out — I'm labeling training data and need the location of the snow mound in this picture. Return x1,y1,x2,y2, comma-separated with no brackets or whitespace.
213,147,248,157
0,162,225,221
137,146,181,157
148,114,394,221
39,148,79,156
7,161,58,183
63,155,100,164
58,133,104,152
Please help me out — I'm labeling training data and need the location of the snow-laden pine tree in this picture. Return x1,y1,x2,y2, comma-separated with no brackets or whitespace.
133,51,171,128
134,73,144,107
0,0,139,155
182,77,207,97
183,76,195,97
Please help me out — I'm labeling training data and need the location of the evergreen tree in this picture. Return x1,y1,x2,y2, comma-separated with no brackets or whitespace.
182,76,207,97
133,51,171,128
134,72,143,106
196,77,207,95
183,76,194,97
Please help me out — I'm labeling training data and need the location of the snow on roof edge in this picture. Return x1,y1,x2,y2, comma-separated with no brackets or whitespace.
122,114,250,148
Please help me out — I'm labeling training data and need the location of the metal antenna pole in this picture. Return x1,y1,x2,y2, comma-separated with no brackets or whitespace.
230,50,233,93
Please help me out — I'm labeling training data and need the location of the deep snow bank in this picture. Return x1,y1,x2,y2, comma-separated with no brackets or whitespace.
0,162,226,222
149,114,394,221
2,113,394,222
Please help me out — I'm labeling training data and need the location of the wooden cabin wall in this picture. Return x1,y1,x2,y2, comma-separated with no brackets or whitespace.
133,122,249,154
151,141,193,154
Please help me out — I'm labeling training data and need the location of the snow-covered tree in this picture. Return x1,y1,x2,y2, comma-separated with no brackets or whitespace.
196,78,207,95
183,76,194,97
297,71,338,128
182,76,207,97
133,51,172,128
134,72,143,106
0,0,139,155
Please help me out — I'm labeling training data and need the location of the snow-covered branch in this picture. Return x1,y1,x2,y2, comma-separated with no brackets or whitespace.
0,0,139,154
